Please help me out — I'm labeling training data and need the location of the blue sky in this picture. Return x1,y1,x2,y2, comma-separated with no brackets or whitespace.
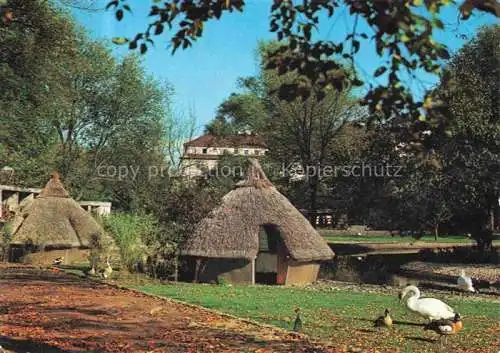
72,1,497,134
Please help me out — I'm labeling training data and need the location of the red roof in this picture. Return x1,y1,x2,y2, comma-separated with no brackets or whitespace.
184,133,268,148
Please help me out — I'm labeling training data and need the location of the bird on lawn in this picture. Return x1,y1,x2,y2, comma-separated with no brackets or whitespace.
99,258,113,279
373,308,393,328
52,257,64,266
84,264,96,276
399,285,456,322
293,308,302,332
424,312,463,347
457,269,478,294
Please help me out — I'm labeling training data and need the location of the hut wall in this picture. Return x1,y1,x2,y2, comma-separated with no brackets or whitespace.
13,248,91,266
284,261,320,285
198,258,253,284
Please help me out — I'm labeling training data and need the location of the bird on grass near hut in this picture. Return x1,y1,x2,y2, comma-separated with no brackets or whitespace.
293,308,302,332
84,264,96,276
457,269,478,294
52,257,64,266
424,312,463,347
373,308,392,328
399,285,456,322
99,257,113,279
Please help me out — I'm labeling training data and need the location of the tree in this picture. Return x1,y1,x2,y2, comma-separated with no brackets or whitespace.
106,0,499,122
424,25,499,251
0,0,78,186
206,42,367,223
0,0,172,214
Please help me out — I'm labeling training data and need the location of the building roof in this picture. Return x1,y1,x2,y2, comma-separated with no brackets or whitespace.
183,133,268,149
180,159,334,262
10,172,114,250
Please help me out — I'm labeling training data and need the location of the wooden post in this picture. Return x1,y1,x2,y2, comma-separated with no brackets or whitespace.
193,258,201,283
251,257,256,285
173,252,179,282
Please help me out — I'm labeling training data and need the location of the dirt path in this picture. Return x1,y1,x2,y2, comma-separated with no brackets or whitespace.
0,265,333,353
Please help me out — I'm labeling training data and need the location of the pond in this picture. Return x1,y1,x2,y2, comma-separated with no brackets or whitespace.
319,250,500,296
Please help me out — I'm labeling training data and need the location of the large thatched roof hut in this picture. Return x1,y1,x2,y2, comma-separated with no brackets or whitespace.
9,172,112,263
181,159,334,285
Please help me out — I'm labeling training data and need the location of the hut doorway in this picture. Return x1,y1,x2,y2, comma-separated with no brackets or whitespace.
255,224,287,285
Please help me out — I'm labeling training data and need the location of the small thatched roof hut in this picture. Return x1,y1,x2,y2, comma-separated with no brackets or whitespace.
10,172,107,251
181,159,334,285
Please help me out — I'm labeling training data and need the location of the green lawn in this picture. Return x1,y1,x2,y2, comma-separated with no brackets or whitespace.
133,283,500,353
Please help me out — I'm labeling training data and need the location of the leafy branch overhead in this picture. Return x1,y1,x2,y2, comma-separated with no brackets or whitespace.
106,0,498,120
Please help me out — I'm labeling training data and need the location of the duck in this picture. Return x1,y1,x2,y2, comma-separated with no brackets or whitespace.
424,312,463,346
293,308,302,332
373,308,392,328
399,285,456,322
457,270,477,293
52,257,64,266
99,258,113,279
84,264,96,276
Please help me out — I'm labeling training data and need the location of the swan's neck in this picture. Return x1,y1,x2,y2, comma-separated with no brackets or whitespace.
405,294,418,311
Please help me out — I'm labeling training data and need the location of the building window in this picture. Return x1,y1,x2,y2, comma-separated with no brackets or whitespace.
234,148,239,154
202,148,208,154
255,150,260,156
244,150,249,155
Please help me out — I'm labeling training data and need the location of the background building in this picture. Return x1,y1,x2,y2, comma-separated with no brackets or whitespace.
180,131,268,177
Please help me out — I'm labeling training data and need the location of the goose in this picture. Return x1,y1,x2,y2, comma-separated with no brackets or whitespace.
457,270,477,293
293,308,302,332
399,285,456,322
373,308,392,328
424,312,462,346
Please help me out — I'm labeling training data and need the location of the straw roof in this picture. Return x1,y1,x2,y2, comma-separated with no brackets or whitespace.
10,172,108,249
181,159,334,262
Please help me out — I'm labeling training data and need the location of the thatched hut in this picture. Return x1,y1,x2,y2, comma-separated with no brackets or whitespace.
9,172,112,265
181,159,334,285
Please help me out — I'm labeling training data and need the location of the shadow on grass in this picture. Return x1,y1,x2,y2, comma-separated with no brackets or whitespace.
0,336,71,353
404,336,436,343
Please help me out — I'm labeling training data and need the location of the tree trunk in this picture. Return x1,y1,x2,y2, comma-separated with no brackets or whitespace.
489,203,495,232
308,174,319,228
434,223,439,241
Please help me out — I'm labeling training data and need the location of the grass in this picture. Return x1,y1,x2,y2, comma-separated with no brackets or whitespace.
133,282,500,353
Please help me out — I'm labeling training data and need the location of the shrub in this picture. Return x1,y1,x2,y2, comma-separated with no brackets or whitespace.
102,213,160,272
0,221,13,262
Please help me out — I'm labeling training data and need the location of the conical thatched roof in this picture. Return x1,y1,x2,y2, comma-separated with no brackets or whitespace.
38,171,70,198
181,159,334,262
10,172,107,249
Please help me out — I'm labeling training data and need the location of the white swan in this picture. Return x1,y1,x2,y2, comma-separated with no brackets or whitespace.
399,285,456,322
457,270,476,293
